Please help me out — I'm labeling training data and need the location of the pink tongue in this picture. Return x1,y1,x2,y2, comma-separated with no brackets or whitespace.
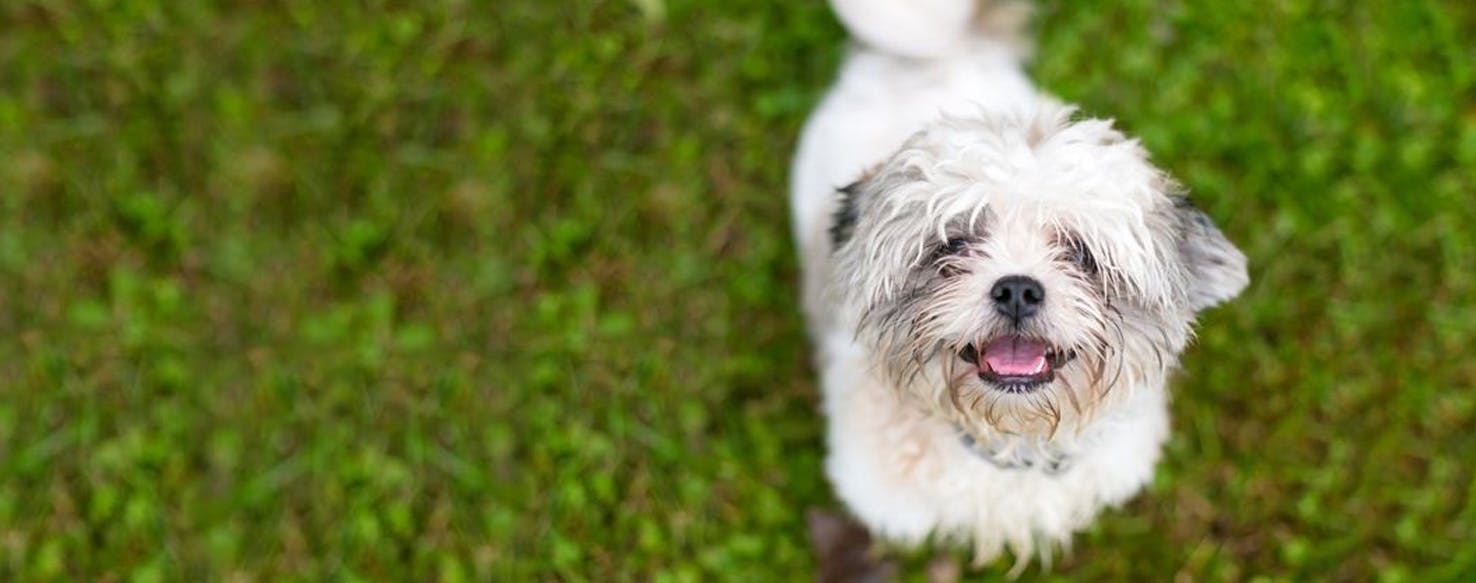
982,336,1049,376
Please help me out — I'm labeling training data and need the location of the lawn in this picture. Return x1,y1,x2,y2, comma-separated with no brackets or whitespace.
1,0,1474,580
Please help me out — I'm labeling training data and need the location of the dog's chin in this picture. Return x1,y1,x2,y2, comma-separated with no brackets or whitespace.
958,335,1077,394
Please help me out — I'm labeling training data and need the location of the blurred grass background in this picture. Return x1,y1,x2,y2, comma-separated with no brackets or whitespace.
1,0,1474,580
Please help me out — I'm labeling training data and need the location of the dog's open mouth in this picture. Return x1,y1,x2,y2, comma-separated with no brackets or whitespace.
959,335,1075,392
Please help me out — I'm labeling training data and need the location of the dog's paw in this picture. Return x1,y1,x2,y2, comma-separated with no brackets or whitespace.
807,508,896,583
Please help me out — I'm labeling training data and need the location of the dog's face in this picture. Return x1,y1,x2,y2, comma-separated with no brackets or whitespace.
831,107,1247,437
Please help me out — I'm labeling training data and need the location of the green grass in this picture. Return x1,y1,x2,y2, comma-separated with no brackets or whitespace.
1,0,1474,579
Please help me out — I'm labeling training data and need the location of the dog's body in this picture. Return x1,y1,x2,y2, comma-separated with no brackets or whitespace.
791,0,1247,570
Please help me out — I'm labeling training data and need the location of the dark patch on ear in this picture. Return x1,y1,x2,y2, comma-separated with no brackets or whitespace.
1172,196,1249,311
829,181,864,249
1173,195,1215,229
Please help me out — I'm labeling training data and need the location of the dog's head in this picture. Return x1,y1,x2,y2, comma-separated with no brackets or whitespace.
830,105,1247,437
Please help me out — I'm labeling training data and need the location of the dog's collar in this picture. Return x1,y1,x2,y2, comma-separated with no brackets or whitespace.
957,430,1072,475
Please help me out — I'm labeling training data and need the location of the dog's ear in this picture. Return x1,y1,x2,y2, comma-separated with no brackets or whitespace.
830,180,866,249
1173,196,1248,311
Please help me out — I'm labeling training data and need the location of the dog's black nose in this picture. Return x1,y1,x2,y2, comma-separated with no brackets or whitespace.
991,275,1044,321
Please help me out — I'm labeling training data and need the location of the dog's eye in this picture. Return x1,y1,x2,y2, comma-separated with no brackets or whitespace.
1063,238,1098,274
931,237,971,275
940,237,969,256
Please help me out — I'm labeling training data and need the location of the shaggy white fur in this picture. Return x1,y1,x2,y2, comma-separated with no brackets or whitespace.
791,0,1247,573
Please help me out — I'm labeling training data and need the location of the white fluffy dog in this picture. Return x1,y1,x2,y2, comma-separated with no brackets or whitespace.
791,0,1248,572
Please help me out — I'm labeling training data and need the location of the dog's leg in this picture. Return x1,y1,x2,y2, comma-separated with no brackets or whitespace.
807,508,896,583
925,554,961,583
